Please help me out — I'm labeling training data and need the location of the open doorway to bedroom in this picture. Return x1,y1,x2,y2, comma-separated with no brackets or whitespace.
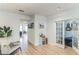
64,20,73,48
64,19,79,51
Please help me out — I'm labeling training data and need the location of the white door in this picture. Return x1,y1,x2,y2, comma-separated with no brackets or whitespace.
56,21,65,48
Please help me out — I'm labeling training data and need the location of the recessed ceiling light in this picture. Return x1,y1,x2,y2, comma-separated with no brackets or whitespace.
18,10,24,12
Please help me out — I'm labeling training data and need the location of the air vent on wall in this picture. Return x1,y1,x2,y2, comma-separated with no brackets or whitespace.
18,10,24,12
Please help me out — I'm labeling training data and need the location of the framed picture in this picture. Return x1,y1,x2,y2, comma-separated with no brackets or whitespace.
72,22,77,30
65,23,72,31
28,22,34,28
39,24,44,29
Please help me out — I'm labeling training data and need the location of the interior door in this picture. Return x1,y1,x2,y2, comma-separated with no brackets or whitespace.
56,21,65,48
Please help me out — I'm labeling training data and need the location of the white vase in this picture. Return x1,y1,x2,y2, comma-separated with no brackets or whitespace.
0,37,11,44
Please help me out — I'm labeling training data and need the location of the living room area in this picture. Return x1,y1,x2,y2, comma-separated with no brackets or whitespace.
0,3,79,55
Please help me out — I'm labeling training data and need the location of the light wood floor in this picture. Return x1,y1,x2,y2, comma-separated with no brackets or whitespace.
15,43,78,55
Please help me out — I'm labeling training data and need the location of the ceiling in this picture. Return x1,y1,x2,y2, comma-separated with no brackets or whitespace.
0,3,79,16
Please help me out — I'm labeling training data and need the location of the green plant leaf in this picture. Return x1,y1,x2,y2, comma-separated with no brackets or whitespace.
7,30,12,37
0,26,12,37
4,26,7,33
0,27,3,30
7,27,10,31
0,31,4,37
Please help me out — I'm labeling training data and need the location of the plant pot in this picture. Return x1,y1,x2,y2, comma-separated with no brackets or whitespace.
0,37,11,44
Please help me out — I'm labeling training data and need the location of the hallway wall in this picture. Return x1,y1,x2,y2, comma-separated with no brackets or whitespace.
28,14,47,46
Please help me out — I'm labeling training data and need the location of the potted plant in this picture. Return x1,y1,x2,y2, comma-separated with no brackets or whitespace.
0,26,12,38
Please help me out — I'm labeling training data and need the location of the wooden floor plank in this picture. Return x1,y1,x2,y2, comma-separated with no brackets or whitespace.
15,43,78,55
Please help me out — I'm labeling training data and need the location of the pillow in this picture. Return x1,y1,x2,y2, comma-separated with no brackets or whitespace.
9,43,14,48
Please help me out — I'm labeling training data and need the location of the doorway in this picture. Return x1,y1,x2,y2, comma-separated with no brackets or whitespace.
19,23,28,52
64,20,73,47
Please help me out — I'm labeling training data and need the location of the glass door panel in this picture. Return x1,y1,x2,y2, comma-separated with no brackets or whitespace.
56,21,65,48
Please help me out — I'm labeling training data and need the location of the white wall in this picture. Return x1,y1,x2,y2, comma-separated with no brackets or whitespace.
47,19,56,44
34,15,47,46
28,19,35,44
0,11,30,42
28,14,47,46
